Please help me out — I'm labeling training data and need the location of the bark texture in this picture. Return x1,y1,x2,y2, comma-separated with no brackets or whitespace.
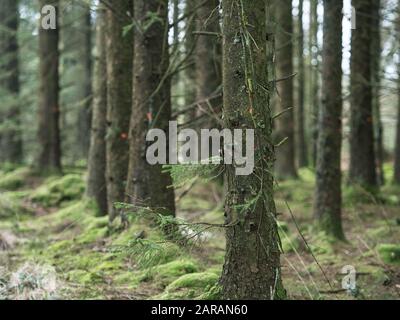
86,7,107,215
219,0,284,300
349,0,378,189
0,0,22,163
125,0,175,216
105,0,133,221
37,0,62,173
314,0,345,240
275,0,297,179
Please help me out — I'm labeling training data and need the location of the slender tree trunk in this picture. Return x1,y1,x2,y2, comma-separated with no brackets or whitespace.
37,0,62,173
309,0,319,167
394,3,400,185
219,0,285,299
296,0,308,168
77,4,93,160
195,0,222,128
86,7,107,215
275,0,297,179
105,0,133,221
0,0,22,164
184,0,197,120
126,0,175,216
372,0,384,186
314,0,345,240
349,0,378,189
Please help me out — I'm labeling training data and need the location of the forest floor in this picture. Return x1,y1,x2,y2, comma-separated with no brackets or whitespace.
0,164,399,300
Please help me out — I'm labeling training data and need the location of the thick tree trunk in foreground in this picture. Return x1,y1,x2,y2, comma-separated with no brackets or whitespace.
371,0,385,186
314,0,345,240
37,0,62,173
105,1,133,221
87,7,107,215
0,0,22,164
275,0,297,179
219,0,284,299
349,0,377,189
126,0,175,216
296,0,308,168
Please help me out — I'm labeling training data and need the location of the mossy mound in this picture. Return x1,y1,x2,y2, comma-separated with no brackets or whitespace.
377,244,400,265
0,167,31,191
30,174,85,207
155,272,219,300
0,192,32,219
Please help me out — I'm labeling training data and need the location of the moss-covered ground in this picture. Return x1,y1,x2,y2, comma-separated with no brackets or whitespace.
0,164,399,300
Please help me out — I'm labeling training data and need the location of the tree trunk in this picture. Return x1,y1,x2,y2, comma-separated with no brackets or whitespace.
371,0,384,186
105,0,133,221
195,0,222,128
126,0,175,216
219,0,285,300
296,0,308,168
37,0,62,173
314,0,345,240
309,0,319,167
184,0,197,120
86,6,107,215
0,0,22,164
349,0,378,189
77,4,92,160
394,3,400,185
275,0,297,179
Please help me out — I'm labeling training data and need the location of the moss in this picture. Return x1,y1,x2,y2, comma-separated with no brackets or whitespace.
156,272,219,300
0,193,32,219
147,259,199,285
66,270,104,285
0,167,32,191
377,244,400,265
30,174,85,207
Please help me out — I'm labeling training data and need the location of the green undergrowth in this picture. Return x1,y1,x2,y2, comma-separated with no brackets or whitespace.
0,167,32,191
30,174,85,207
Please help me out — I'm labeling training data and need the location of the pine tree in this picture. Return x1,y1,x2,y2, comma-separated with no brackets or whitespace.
105,0,133,221
0,0,22,164
125,0,175,216
86,6,107,215
349,0,378,189
275,0,297,179
37,0,62,173
313,0,345,240
219,0,284,299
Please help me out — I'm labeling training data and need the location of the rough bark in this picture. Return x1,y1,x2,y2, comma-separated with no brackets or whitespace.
0,0,22,164
296,0,308,168
219,0,284,300
371,0,384,186
37,0,62,173
275,0,297,179
314,0,345,240
86,7,107,215
349,0,378,189
105,0,133,221
125,0,175,216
